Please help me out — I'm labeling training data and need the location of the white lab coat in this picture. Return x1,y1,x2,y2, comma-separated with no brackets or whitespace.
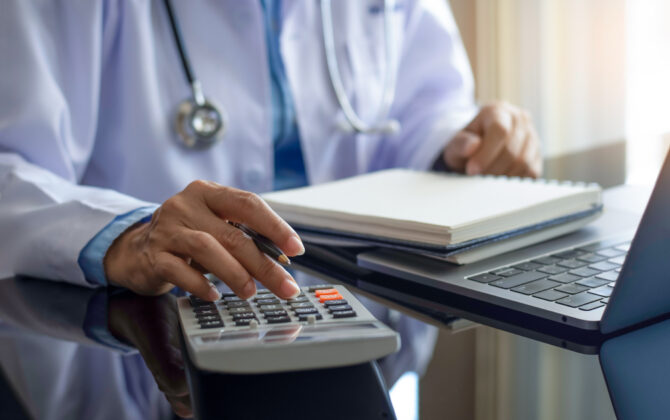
0,1,476,418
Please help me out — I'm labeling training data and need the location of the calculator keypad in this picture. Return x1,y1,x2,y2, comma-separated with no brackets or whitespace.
189,285,358,329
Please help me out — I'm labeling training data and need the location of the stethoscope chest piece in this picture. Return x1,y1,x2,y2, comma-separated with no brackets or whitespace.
175,95,227,149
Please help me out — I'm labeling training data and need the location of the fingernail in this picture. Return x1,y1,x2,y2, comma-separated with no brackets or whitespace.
207,283,222,301
279,277,301,299
288,235,305,256
242,281,257,299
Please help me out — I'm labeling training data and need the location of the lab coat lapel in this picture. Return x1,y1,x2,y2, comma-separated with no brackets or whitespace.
281,1,386,184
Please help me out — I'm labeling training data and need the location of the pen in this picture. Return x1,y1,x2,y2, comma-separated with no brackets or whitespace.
228,221,291,265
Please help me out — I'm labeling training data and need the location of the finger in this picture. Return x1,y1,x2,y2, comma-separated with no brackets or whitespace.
166,394,193,419
513,129,542,178
480,110,528,174
465,109,512,175
205,218,301,299
169,228,257,299
486,121,528,175
527,127,543,177
153,251,221,302
483,151,515,176
507,131,534,177
193,183,305,256
443,131,482,172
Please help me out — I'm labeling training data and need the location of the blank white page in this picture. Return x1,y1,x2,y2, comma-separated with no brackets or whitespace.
262,169,601,243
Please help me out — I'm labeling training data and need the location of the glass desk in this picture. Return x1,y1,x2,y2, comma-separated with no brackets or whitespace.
1,182,667,420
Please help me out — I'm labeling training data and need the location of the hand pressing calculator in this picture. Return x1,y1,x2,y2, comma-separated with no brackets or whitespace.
178,284,400,374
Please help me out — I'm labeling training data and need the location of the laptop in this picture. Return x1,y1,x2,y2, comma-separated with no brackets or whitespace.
357,150,670,334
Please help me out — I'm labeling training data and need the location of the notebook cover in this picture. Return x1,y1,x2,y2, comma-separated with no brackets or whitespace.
294,205,603,258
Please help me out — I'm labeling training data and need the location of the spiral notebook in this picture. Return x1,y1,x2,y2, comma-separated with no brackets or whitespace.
261,169,603,264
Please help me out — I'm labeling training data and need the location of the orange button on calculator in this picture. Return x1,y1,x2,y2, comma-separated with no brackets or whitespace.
314,288,339,297
319,293,343,303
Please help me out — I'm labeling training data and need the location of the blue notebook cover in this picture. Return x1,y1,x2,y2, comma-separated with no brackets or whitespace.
294,205,603,258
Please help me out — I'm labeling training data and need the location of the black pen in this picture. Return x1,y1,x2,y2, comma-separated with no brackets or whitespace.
228,221,290,265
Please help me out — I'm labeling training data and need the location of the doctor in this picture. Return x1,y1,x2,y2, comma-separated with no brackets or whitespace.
0,0,541,418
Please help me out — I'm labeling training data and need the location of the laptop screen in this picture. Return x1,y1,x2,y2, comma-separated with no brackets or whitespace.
602,150,670,333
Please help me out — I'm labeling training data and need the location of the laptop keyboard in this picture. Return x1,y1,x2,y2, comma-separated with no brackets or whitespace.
467,240,631,311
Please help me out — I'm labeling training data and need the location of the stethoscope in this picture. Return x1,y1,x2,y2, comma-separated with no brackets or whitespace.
164,0,400,149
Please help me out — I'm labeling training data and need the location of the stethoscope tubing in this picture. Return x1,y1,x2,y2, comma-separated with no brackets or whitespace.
165,0,400,147
320,0,400,135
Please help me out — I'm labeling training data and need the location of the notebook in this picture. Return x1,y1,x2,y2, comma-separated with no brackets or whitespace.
261,169,603,264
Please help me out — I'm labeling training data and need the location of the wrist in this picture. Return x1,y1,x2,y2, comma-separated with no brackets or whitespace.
103,221,149,288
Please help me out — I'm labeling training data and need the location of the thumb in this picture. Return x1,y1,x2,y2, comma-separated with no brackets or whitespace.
443,131,482,172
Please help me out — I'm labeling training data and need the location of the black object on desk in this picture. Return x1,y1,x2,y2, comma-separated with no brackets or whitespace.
181,333,396,420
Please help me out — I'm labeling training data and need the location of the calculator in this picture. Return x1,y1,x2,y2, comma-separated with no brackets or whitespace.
177,284,400,374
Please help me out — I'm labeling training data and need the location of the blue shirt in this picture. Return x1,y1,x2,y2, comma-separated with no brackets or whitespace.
262,0,308,191
79,0,306,285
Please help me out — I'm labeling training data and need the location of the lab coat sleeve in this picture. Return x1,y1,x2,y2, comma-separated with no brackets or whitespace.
0,155,155,286
373,0,479,171
0,1,155,286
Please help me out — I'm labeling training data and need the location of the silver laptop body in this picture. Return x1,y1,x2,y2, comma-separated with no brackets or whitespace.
358,152,670,333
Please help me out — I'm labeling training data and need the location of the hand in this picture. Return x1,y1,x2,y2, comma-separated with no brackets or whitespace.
442,102,542,177
104,181,305,302
108,292,192,418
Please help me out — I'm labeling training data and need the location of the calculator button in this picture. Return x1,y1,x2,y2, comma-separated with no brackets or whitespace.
294,307,319,315
196,315,221,323
200,320,224,329
259,304,283,311
328,304,353,312
255,298,280,305
220,292,238,298
232,313,257,320
235,319,255,326
323,299,348,307
224,296,244,302
193,307,218,315
190,300,215,308
319,294,343,303
290,302,314,309
226,301,250,308
314,288,339,297
266,315,292,324
332,310,357,318
262,310,289,318
308,285,334,292
299,314,323,322
228,307,254,315
287,296,309,304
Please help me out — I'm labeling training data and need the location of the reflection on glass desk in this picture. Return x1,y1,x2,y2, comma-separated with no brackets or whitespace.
0,277,395,420
0,189,666,420
0,247,667,419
